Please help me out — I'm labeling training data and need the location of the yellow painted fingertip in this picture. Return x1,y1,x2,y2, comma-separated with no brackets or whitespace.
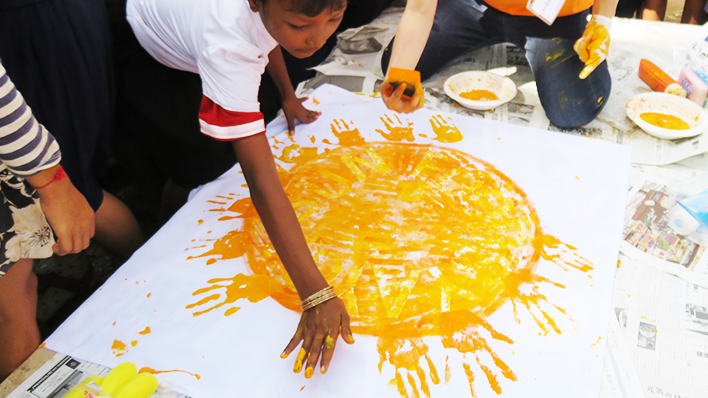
295,348,306,361
320,365,328,374
579,66,593,80
293,348,306,373
305,367,314,378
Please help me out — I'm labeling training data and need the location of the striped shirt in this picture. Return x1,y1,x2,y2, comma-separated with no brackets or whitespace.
0,60,61,177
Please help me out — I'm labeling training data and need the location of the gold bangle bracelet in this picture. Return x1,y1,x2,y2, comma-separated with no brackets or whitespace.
301,286,337,311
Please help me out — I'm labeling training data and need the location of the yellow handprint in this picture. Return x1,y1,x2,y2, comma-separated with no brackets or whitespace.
429,115,463,143
376,114,415,142
330,119,365,146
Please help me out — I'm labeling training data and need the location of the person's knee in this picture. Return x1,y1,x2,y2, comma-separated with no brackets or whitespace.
545,104,602,129
541,78,611,128
0,329,40,380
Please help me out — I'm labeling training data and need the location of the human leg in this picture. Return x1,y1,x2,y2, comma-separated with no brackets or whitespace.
505,10,610,128
0,259,41,380
642,0,667,21
381,0,503,80
681,0,708,24
94,191,144,262
524,37,611,128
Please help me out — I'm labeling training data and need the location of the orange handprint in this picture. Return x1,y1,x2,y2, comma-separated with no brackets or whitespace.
330,119,365,146
376,114,415,142
429,115,463,143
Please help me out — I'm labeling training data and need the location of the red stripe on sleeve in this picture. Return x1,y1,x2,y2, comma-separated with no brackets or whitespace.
199,95,265,140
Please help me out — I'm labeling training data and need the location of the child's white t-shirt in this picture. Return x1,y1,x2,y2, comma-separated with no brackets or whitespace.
127,0,278,140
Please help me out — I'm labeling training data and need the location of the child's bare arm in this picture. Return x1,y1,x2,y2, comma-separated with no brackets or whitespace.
387,0,437,73
382,0,437,113
266,46,321,135
232,134,354,377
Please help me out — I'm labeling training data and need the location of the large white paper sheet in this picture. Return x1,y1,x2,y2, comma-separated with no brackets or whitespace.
46,85,631,398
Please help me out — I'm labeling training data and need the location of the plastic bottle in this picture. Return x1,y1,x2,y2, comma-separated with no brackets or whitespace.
638,59,687,97
679,68,708,106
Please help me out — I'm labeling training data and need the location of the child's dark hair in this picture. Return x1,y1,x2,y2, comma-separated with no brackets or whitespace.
262,0,347,17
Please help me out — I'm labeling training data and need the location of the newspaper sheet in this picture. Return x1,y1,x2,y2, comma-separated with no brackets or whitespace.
5,354,190,398
600,307,645,398
611,254,708,398
300,11,708,166
620,168,708,288
6,354,111,398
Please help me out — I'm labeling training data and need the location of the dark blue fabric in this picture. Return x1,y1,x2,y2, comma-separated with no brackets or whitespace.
0,0,113,211
382,0,611,128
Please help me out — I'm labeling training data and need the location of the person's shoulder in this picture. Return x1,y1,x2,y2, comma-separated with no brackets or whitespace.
208,0,276,53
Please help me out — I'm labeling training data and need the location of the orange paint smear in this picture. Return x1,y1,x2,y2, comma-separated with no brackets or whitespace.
278,144,319,164
188,274,278,316
112,340,129,357
459,90,498,101
139,327,151,335
191,143,593,397
140,367,201,380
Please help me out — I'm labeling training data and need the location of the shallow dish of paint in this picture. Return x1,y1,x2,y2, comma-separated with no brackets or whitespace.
444,71,517,110
626,92,707,139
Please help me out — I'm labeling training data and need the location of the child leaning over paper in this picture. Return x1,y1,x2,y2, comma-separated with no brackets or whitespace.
126,0,353,378
381,0,618,129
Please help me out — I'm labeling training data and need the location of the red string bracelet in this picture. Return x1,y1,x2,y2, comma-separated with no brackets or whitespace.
32,165,69,190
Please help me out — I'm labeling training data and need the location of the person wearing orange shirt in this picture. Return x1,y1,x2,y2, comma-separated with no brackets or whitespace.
380,0,617,129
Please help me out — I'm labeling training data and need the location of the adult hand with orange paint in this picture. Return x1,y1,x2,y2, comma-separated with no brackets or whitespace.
381,68,425,114
573,14,611,80
282,296,355,377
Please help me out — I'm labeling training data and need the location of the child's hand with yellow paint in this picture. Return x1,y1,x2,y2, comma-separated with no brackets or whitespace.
573,15,611,80
281,297,354,378
381,68,425,114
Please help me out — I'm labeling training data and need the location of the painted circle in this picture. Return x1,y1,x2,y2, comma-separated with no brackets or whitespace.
242,143,542,335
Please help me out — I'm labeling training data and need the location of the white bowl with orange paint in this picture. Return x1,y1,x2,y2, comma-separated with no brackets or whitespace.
444,71,517,110
626,92,707,139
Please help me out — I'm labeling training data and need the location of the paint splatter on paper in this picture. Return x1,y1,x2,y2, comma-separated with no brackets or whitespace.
140,367,201,380
187,121,592,397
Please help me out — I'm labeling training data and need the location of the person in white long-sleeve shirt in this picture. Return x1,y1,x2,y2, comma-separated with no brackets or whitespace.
0,60,94,380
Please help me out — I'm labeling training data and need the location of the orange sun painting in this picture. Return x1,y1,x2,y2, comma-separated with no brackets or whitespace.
185,120,592,398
